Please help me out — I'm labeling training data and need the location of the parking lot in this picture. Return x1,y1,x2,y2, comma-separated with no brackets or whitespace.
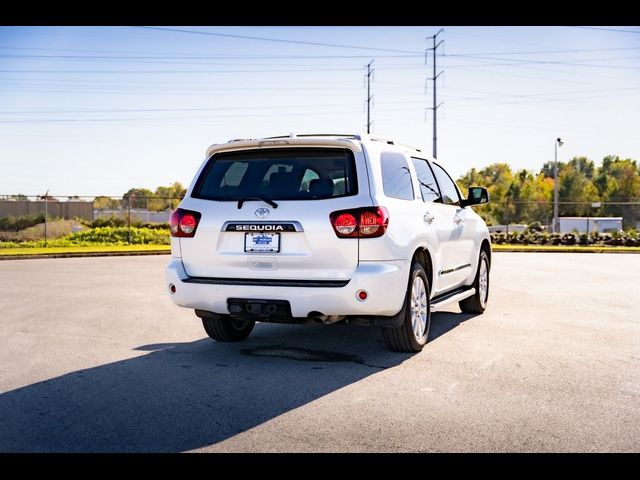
0,252,638,452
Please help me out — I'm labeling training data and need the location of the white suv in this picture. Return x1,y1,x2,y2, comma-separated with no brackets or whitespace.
166,133,491,352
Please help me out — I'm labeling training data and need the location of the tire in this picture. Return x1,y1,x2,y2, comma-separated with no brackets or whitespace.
459,249,490,314
382,262,431,353
201,315,255,342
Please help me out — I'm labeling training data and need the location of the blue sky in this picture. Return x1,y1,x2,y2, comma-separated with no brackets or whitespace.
1,25,639,197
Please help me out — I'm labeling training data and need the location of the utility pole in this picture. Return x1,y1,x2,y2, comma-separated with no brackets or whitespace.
553,137,564,233
425,29,444,158
41,189,49,247
128,194,133,245
365,59,374,134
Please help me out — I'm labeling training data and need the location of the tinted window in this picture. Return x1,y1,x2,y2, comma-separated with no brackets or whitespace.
432,162,461,205
411,157,441,203
381,152,414,201
193,148,357,201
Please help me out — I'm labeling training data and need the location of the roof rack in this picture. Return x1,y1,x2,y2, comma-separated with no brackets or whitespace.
225,133,422,153
261,133,358,140
366,134,422,153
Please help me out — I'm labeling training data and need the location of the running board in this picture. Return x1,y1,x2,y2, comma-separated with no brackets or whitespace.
431,287,476,312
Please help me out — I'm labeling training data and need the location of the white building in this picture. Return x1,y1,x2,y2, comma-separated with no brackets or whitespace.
558,217,622,234
487,224,527,234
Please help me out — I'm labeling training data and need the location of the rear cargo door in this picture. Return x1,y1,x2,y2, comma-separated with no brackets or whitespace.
179,147,364,281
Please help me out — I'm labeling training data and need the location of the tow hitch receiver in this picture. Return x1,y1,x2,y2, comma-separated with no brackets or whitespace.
227,298,292,320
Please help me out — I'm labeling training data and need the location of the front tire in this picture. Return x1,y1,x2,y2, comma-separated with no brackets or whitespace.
382,262,431,352
202,315,255,342
459,249,490,314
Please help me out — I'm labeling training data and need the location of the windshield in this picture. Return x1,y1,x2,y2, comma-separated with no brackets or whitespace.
192,148,358,201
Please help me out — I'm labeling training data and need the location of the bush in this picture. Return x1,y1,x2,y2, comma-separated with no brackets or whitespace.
137,222,169,230
486,229,638,247
561,233,576,246
526,221,543,233
0,213,46,231
81,216,169,230
80,215,128,228
66,226,169,245
578,234,590,246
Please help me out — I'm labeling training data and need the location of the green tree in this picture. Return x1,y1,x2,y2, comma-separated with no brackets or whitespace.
457,163,515,224
595,156,640,228
151,182,187,211
93,196,120,209
122,188,154,209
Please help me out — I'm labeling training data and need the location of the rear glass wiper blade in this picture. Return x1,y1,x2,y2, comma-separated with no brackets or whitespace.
235,197,279,209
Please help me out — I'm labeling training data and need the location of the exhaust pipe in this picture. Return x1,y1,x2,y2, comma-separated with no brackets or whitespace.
307,312,345,324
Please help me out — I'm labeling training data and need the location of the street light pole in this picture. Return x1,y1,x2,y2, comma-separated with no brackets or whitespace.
553,137,564,233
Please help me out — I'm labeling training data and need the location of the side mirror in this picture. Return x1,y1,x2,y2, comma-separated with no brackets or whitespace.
461,187,489,207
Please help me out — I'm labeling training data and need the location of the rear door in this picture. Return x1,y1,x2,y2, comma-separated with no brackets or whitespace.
431,162,477,287
178,147,366,281
410,156,460,294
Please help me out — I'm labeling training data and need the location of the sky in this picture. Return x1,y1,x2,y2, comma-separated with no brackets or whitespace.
1,25,639,197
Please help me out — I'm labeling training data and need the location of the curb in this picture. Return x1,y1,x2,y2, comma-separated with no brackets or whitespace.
492,247,640,254
0,250,171,261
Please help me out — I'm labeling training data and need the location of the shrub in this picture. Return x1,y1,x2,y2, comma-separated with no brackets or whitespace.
0,213,46,231
526,221,543,233
561,233,576,246
65,226,169,245
80,215,127,228
549,233,562,245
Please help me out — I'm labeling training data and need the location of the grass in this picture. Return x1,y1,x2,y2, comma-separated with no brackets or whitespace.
3,242,639,258
492,244,640,253
0,244,170,257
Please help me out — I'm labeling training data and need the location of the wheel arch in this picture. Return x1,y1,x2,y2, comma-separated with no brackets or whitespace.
480,238,492,268
412,247,434,292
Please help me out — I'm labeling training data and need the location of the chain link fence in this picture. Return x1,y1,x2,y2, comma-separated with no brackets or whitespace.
1,195,639,247
474,200,640,232
0,195,182,245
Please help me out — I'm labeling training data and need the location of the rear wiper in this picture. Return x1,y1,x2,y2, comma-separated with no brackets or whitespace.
235,196,279,209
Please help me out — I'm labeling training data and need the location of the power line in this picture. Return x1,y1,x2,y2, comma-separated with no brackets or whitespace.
447,46,640,56
0,67,366,74
6,44,640,58
442,54,640,71
130,26,422,55
566,26,640,34
0,51,424,60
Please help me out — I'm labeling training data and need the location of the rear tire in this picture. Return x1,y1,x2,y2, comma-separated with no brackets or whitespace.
382,262,431,352
459,249,490,314
201,315,255,342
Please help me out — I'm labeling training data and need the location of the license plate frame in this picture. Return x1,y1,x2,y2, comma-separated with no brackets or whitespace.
244,232,280,253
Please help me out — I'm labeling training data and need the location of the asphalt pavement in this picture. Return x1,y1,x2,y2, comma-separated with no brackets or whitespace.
0,253,638,452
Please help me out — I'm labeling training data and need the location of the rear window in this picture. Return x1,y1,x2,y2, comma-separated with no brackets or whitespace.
380,152,415,201
193,148,358,201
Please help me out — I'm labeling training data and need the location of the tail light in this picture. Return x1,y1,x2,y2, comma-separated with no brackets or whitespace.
329,207,389,238
169,208,202,238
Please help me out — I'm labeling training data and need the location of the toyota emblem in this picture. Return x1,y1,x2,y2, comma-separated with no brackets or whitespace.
255,207,270,219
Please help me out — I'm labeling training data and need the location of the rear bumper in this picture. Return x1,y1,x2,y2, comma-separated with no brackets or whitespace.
165,258,409,317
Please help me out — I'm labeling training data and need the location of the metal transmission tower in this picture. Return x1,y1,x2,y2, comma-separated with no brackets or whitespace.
425,29,444,158
365,59,374,133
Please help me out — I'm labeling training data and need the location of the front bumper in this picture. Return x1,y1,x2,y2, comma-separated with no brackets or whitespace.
165,258,409,318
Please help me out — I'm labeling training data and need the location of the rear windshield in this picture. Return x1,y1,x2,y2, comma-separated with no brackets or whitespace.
192,148,358,201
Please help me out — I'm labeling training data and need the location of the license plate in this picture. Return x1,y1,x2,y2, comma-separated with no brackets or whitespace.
244,232,280,253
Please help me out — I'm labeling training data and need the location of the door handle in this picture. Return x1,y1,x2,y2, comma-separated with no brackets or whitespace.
424,211,435,224
454,216,464,225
